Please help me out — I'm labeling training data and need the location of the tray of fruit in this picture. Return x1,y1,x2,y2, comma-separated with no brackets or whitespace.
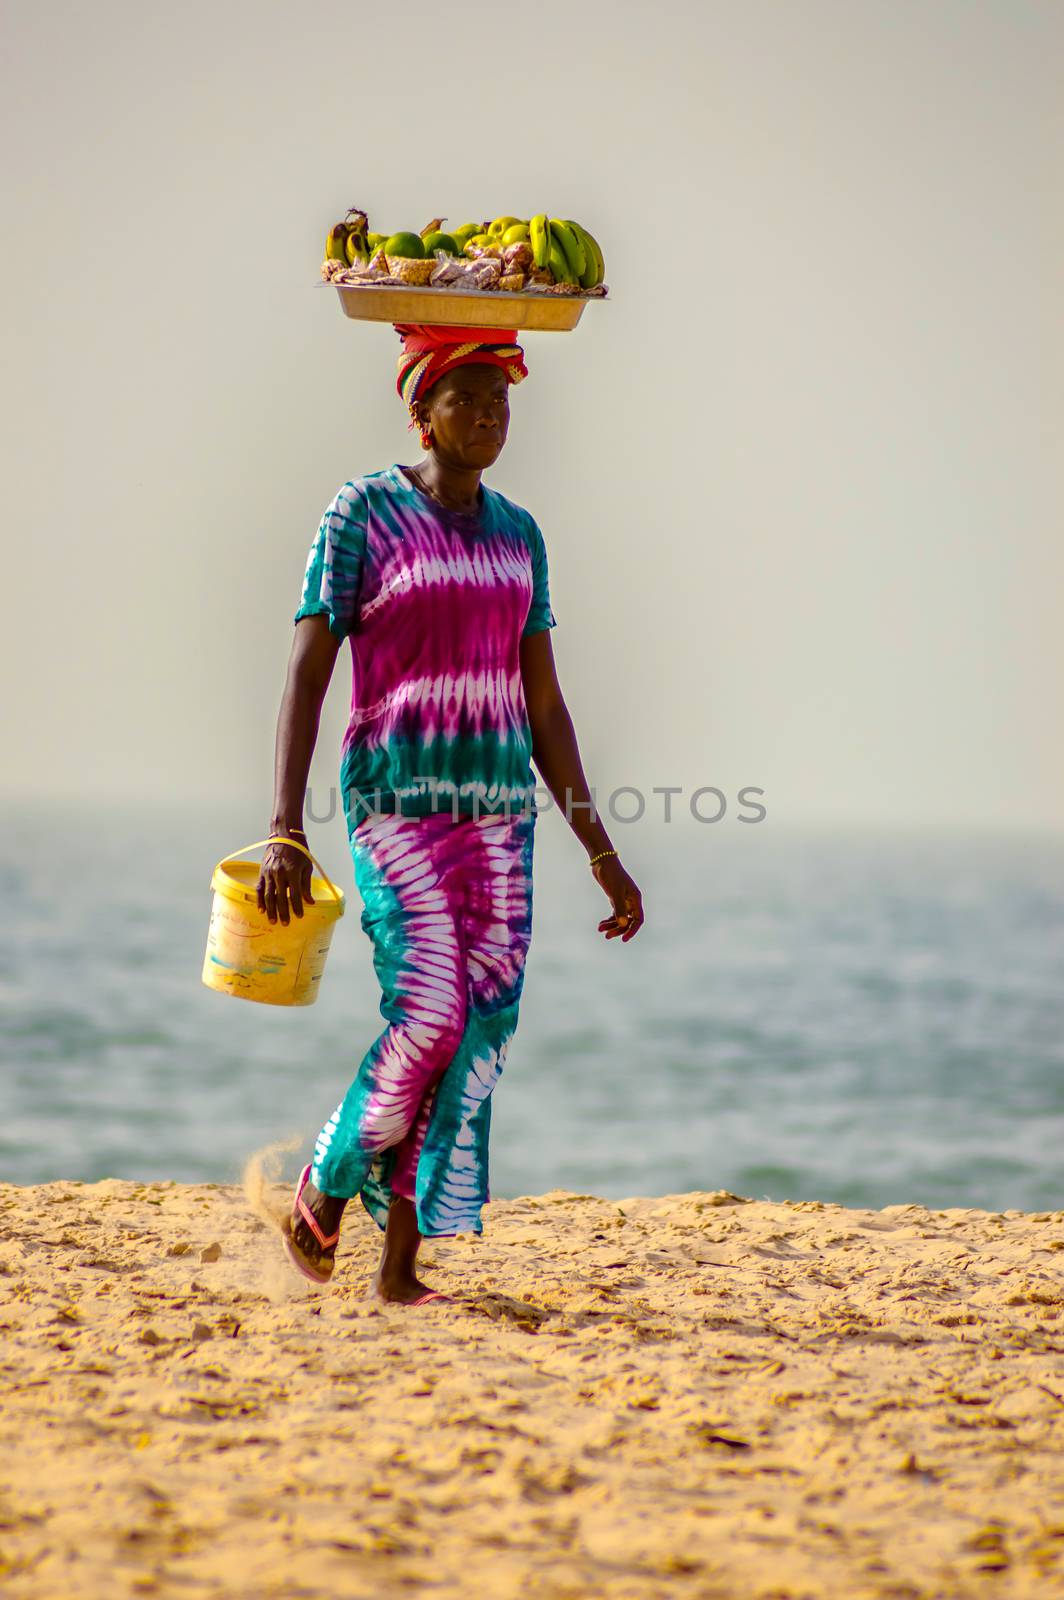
319,209,608,332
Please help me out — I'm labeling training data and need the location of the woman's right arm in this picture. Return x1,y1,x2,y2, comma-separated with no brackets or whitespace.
258,614,341,926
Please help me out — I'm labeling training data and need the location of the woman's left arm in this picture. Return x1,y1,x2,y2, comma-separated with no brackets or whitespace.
520,630,644,942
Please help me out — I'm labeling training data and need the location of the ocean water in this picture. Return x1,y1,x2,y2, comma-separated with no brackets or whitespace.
2,797,1063,1214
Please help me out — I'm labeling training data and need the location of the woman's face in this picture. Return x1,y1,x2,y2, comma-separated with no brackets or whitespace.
419,365,510,469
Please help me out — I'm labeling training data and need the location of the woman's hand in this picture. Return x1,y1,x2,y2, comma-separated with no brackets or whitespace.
592,855,644,942
257,839,315,926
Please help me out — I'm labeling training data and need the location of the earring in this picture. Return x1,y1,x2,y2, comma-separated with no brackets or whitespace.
419,428,433,450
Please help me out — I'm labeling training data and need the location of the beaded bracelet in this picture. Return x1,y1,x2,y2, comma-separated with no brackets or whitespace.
588,849,617,868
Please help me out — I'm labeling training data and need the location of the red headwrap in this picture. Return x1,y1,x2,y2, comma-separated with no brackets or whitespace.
395,323,528,427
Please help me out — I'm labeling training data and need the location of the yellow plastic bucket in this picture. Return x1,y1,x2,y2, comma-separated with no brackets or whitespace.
202,836,345,1007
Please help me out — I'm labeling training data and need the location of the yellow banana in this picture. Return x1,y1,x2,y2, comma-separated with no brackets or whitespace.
344,227,370,266
529,215,551,270
549,218,586,283
324,223,349,263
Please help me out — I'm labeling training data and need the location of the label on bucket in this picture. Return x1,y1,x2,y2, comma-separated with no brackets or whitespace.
201,898,339,1007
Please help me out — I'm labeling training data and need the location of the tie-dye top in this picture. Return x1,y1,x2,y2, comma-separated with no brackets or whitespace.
294,464,557,828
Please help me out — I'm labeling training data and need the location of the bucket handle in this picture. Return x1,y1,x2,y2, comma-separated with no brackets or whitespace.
215,837,344,905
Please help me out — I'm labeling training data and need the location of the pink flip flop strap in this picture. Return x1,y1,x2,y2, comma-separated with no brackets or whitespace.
409,1290,449,1306
294,1165,341,1251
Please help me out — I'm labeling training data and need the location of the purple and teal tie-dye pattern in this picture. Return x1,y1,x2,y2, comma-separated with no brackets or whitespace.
294,465,556,828
295,465,552,1236
310,809,536,1237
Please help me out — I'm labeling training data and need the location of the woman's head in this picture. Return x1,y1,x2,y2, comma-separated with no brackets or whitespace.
395,323,527,469
413,364,512,469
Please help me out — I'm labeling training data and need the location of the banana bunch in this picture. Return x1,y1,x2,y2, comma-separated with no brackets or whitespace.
528,216,606,289
322,206,607,293
324,207,372,267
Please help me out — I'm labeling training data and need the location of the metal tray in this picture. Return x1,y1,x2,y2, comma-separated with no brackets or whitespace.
323,280,599,332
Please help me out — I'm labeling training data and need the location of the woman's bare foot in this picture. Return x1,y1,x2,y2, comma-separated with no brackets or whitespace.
372,1262,440,1304
371,1194,449,1304
289,1176,346,1277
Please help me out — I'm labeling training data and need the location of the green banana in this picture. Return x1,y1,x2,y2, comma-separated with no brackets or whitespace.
549,218,586,283
547,240,575,284
585,226,606,287
324,223,349,262
529,214,552,271
565,219,604,288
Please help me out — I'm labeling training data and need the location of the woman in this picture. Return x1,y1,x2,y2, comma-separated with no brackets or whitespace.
259,321,644,1304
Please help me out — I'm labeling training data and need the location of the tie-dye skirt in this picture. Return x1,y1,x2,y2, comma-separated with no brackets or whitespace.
310,807,536,1238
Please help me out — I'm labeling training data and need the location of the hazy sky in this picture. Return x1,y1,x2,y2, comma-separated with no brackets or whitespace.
4,0,1061,833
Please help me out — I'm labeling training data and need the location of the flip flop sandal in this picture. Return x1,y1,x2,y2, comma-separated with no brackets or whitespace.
284,1163,341,1286
408,1290,453,1307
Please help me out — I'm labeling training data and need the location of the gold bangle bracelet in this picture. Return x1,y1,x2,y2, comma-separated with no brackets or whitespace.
588,849,617,867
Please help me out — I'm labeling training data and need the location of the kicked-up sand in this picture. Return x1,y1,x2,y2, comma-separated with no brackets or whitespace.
0,1175,1062,1599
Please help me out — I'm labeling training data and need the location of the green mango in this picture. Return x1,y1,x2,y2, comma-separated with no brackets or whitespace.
383,232,425,259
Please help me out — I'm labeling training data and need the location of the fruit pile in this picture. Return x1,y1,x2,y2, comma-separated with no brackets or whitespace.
320,208,607,297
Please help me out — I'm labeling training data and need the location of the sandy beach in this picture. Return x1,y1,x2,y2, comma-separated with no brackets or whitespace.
1,1178,1062,1598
